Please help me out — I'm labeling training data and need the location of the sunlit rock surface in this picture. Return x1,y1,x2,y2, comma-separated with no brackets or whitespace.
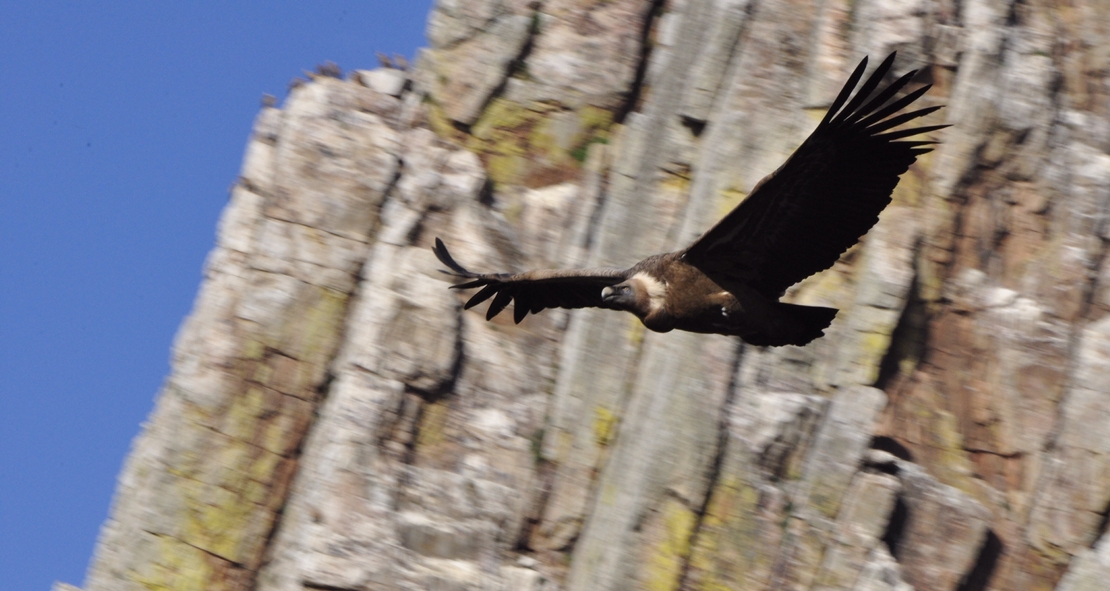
75,0,1110,590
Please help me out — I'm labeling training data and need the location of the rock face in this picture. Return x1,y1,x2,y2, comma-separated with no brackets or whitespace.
73,0,1110,590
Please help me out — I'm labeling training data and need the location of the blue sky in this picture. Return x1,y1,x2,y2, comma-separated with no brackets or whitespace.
0,2,433,588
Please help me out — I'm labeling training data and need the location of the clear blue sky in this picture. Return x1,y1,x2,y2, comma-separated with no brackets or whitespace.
0,3,433,589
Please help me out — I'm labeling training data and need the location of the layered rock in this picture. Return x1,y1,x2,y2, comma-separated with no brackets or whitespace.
72,0,1110,590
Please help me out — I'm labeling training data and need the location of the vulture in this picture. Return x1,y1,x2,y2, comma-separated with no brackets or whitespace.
433,53,946,347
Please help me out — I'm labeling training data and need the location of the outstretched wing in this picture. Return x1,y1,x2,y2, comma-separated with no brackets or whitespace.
682,52,947,298
433,238,629,323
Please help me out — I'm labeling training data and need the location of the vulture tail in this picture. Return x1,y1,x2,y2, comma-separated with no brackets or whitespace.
746,304,839,347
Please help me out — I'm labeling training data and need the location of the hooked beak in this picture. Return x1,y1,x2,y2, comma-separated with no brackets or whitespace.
602,286,616,302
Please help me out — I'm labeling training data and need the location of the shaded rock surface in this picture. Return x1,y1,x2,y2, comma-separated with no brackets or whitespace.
72,0,1110,590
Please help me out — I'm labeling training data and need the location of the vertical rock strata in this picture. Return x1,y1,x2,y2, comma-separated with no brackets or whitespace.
78,0,1110,590
83,78,405,591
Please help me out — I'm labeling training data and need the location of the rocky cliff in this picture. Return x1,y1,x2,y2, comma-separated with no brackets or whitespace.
66,0,1110,590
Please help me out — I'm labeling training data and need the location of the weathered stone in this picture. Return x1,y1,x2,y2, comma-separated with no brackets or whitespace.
1027,316,1110,566
812,473,902,591
800,386,888,519
423,0,535,125
894,460,992,591
1056,533,1110,591
683,392,828,591
504,0,652,113
852,546,914,591
83,76,402,591
356,67,408,97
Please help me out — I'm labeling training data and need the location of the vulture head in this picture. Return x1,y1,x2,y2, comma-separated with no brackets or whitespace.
601,273,665,318
601,283,636,310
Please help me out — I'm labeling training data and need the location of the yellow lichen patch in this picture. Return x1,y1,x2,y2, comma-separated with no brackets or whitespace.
808,474,842,519
593,406,617,447
242,477,271,506
660,168,692,193
717,186,747,219
486,154,526,189
259,399,306,456
919,262,947,307
803,107,827,128
579,104,614,131
467,99,547,186
600,478,621,505
471,98,536,140
644,497,698,591
528,117,567,159
569,106,615,163
130,533,214,591
240,337,266,361
223,387,267,442
687,477,767,591
467,98,618,187
424,97,467,144
165,433,285,568
208,437,255,490
166,443,205,483
627,317,647,347
929,409,982,495
246,447,283,484
191,484,257,560
898,356,919,379
416,399,451,449
251,360,273,384
295,286,349,363
859,330,895,384
546,429,574,463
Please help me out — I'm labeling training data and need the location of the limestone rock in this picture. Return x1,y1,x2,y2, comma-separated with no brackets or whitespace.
1056,534,1110,591
894,460,992,591
852,546,914,591
422,0,535,126
355,67,408,97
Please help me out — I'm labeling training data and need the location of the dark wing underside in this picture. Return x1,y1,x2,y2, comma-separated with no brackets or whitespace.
682,52,947,299
433,238,628,323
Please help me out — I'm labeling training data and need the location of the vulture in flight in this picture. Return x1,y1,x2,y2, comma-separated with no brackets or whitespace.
434,53,946,346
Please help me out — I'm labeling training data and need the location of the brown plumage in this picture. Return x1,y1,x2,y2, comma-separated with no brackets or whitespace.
434,53,947,346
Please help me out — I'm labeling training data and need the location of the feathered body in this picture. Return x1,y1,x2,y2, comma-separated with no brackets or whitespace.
434,53,946,346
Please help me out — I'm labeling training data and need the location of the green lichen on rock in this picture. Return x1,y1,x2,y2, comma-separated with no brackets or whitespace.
464,98,615,187
593,406,617,447
687,477,768,591
130,535,214,591
423,96,468,144
282,286,349,366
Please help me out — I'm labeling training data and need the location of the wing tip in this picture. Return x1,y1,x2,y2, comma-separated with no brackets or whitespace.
433,237,477,277
820,54,871,127
875,123,951,142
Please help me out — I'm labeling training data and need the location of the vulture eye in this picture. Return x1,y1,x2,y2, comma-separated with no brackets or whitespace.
621,286,632,295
